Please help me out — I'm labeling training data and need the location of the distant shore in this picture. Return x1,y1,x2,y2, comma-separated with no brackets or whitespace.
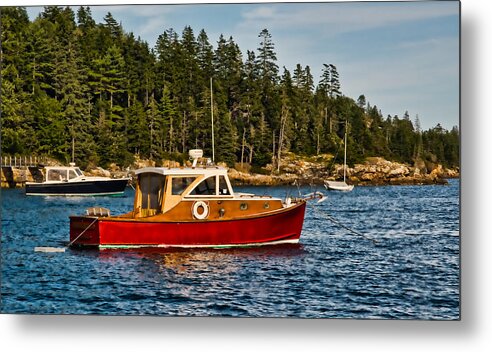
226,156,457,187
1,154,458,188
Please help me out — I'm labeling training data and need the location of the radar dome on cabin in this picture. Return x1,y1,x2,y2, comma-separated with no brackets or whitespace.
189,149,203,167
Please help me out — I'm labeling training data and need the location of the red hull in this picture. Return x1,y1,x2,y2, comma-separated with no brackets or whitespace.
70,202,306,249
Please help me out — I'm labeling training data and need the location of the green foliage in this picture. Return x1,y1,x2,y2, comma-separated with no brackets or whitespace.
0,8,459,170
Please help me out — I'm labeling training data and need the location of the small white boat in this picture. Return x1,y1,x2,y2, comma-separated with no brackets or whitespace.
324,180,354,192
324,120,354,192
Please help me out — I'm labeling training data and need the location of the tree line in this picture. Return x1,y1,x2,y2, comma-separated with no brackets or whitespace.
0,6,459,171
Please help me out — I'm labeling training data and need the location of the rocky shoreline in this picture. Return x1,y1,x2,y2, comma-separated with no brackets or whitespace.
1,154,458,188
228,155,458,186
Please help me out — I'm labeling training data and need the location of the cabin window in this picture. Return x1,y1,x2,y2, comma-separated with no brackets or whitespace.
47,169,67,182
69,170,77,179
139,173,166,215
75,168,83,176
218,176,231,195
171,177,197,195
189,176,216,195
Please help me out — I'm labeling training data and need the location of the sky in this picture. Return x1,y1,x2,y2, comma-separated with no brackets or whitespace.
20,0,460,131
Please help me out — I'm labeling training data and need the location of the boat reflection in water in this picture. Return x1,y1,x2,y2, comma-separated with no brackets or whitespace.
70,150,322,249
94,244,306,276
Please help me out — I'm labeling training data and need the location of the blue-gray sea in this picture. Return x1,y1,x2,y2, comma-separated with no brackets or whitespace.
0,180,459,319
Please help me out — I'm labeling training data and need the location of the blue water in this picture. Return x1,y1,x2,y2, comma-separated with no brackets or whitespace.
0,180,459,319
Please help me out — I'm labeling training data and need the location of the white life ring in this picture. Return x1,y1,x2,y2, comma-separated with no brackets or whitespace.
192,201,209,220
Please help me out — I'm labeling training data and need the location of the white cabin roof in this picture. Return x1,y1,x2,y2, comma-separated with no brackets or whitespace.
45,166,81,171
135,166,229,177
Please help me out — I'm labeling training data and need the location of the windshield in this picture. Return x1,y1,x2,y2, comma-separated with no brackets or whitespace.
189,176,216,195
69,170,77,179
218,175,231,195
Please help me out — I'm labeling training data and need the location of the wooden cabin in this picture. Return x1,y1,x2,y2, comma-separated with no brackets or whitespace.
122,166,285,222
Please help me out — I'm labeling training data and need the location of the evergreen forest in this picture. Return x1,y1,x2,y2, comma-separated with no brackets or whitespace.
0,6,459,170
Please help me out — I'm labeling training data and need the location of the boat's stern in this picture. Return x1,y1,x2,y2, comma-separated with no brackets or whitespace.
69,216,100,248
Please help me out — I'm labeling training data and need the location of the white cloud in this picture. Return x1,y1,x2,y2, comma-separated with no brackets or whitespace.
238,2,458,36
242,6,277,20
94,4,176,21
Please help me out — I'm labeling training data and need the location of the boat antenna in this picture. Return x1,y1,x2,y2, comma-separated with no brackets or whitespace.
210,77,215,163
71,136,75,164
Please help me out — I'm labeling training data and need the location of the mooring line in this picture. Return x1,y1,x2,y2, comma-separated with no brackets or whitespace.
34,217,99,253
66,217,99,248
310,203,379,245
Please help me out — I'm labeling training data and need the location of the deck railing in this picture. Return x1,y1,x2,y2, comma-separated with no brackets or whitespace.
1,156,46,168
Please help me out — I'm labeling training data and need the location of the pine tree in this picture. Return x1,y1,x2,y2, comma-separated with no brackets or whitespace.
0,80,30,155
357,94,366,109
444,126,459,167
319,64,332,96
104,45,126,124
239,50,262,165
31,91,68,160
367,104,388,157
88,45,126,127
147,93,159,159
255,29,279,164
76,6,96,31
214,35,243,115
126,99,149,157
0,7,31,154
180,25,201,101
155,29,177,86
413,114,423,160
215,111,238,167
25,17,56,95
103,12,122,40
291,65,313,154
319,63,341,98
329,64,341,97
256,28,279,84
56,38,95,164
159,85,178,154
196,29,214,80
276,68,294,171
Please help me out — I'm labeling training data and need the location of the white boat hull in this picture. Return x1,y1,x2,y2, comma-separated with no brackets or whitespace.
324,181,354,192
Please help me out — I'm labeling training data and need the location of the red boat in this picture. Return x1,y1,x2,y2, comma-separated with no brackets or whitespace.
69,151,309,249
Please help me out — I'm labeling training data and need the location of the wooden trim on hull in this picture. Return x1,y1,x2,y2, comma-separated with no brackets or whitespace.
69,201,306,248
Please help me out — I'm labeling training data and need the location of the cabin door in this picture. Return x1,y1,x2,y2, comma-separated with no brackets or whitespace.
138,173,166,217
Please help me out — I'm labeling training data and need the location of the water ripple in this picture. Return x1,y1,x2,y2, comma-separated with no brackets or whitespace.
1,180,459,319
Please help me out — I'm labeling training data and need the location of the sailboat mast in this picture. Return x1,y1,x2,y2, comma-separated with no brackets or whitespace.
343,121,347,183
210,77,215,163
